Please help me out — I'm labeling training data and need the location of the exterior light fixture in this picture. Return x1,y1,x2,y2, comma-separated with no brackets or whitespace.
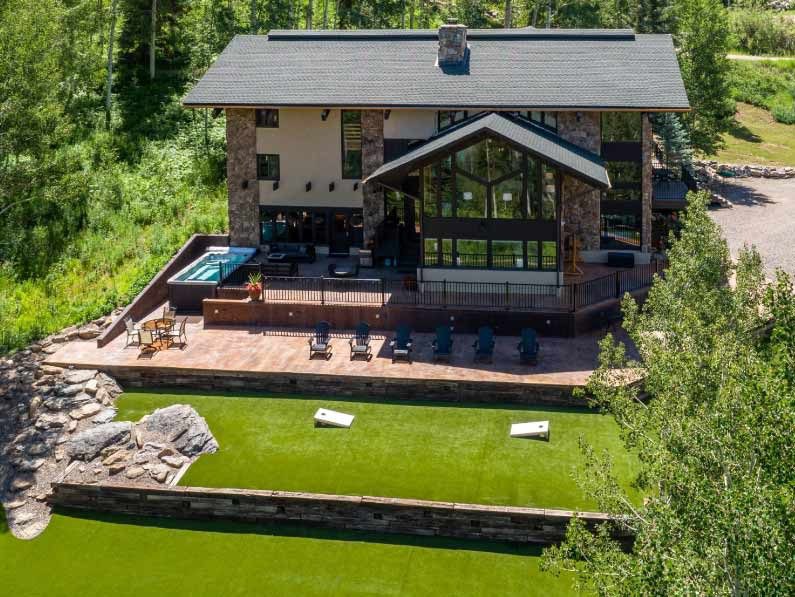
321,109,330,121
353,182,359,191
384,110,391,120
329,182,335,192
272,181,279,191
305,182,312,192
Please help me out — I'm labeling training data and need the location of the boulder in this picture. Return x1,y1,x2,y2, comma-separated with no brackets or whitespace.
35,412,69,430
64,369,97,385
92,408,117,425
138,404,218,457
77,325,101,340
7,499,26,510
15,457,45,472
69,402,103,420
161,454,187,468
95,373,122,399
45,392,95,412
11,476,34,492
124,466,146,479
28,395,42,418
102,450,130,466
59,383,85,397
39,365,63,376
149,463,170,483
66,422,133,461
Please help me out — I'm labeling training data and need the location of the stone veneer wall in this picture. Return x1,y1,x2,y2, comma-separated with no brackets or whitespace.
557,112,602,252
361,110,385,246
49,482,633,546
641,114,653,252
226,109,259,247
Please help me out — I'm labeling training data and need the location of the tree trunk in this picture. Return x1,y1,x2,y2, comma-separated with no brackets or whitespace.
250,0,257,33
149,0,157,80
306,0,314,29
531,1,539,27
504,0,512,28
546,0,552,28
105,0,118,129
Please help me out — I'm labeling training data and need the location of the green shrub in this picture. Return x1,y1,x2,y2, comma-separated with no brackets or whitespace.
728,60,795,124
729,9,795,56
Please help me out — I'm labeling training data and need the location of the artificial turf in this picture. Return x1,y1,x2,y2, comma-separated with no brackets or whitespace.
116,390,640,511
0,511,579,596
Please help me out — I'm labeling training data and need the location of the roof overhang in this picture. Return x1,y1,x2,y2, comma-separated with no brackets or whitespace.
364,112,611,190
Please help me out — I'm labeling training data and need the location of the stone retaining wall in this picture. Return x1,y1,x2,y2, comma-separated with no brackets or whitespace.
695,160,795,180
106,366,586,406
48,482,633,546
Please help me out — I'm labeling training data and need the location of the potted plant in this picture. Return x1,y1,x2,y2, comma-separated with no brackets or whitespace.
245,272,263,301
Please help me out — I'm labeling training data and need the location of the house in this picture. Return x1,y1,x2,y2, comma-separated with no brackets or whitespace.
183,23,689,286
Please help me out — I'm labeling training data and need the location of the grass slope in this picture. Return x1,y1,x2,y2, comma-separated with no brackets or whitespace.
0,511,578,597
714,103,795,166
117,390,640,511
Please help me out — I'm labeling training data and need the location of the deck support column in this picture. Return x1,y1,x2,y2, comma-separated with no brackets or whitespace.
641,113,654,252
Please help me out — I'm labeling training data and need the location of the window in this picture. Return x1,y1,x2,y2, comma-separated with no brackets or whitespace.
255,109,279,128
341,110,362,179
456,174,487,219
456,138,522,182
526,156,540,219
529,111,557,131
493,174,523,219
441,239,453,266
527,241,539,270
456,240,487,268
602,112,641,142
438,110,468,131
541,241,557,270
492,241,524,269
257,154,280,180
314,212,327,244
541,165,557,220
424,238,439,266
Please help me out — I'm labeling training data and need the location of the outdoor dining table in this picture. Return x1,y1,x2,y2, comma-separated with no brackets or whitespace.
141,318,175,350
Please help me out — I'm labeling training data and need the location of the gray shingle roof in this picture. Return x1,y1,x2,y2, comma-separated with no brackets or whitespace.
364,112,610,189
182,29,690,110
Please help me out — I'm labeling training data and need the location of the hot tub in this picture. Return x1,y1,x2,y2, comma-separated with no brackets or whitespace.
167,246,256,310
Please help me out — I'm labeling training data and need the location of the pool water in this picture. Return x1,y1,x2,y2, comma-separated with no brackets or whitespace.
171,247,255,283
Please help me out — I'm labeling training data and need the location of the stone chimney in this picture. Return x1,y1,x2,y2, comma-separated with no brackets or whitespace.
438,21,468,66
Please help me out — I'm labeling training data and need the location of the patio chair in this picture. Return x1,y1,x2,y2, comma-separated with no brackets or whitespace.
472,326,495,363
389,324,413,363
164,317,188,348
138,329,157,355
349,322,372,361
124,317,140,347
517,328,540,365
432,326,453,362
163,305,177,321
308,321,333,359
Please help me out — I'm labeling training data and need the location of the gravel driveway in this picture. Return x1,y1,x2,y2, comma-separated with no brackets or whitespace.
709,177,795,278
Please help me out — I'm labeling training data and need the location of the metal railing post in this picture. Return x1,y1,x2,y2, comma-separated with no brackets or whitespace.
443,279,447,309
570,283,577,313
321,276,325,305
381,278,386,306
615,271,621,299
505,281,510,311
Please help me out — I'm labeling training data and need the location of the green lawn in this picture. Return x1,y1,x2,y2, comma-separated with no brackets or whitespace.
116,390,640,511
713,103,795,166
0,511,579,596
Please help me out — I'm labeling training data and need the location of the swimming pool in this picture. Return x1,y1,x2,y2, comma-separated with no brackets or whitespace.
169,246,256,284
167,246,256,311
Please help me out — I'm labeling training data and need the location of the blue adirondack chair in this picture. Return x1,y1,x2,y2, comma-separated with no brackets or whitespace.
308,321,333,359
472,326,495,363
432,326,453,361
390,324,413,363
349,322,372,360
518,328,540,365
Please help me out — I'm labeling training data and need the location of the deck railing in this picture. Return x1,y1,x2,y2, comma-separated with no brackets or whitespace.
219,259,666,313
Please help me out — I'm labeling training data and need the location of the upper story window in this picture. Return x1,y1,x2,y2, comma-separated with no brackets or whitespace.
341,110,362,179
528,111,557,131
257,154,280,180
438,110,468,131
255,109,279,128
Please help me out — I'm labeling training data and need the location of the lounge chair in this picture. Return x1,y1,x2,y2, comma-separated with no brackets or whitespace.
308,321,333,359
389,324,413,363
164,317,188,348
432,326,453,361
517,328,540,365
124,317,140,347
472,326,495,363
138,329,157,355
349,322,372,360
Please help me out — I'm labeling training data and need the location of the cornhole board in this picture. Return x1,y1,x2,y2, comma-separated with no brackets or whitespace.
314,408,355,428
510,420,549,440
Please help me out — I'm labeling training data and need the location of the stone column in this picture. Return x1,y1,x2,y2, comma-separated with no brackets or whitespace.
557,112,602,253
361,110,385,247
641,113,653,252
225,109,259,247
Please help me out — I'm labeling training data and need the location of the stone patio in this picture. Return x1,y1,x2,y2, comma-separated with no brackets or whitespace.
47,305,636,389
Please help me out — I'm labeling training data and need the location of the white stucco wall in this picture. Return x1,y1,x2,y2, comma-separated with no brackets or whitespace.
257,108,440,208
